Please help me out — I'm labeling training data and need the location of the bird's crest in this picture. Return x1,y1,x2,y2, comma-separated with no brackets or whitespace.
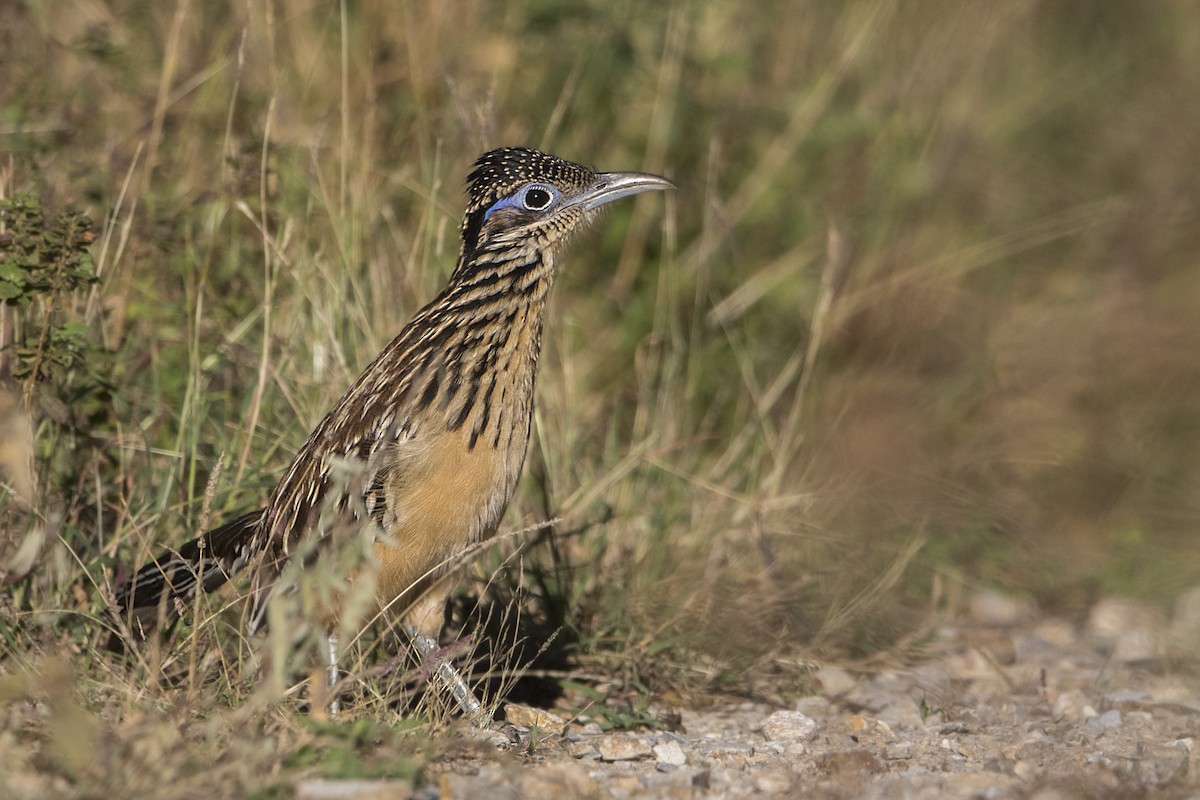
464,147,594,213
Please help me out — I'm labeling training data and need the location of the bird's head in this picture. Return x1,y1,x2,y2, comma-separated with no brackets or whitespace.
458,147,673,262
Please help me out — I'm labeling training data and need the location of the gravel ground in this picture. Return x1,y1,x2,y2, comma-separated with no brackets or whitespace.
300,589,1200,799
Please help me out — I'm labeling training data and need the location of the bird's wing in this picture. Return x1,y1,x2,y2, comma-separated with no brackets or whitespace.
244,378,423,634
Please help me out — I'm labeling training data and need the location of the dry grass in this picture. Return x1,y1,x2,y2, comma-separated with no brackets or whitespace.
3,0,1200,794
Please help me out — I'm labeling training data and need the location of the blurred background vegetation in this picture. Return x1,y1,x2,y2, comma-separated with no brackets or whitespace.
2,0,1200,791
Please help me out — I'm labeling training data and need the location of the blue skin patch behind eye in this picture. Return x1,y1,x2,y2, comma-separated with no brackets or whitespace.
484,183,561,221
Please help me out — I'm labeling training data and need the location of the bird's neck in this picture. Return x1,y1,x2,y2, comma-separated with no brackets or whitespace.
414,247,557,448
293,247,558,468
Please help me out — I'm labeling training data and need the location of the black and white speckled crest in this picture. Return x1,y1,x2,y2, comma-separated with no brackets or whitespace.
464,147,595,213
458,147,597,259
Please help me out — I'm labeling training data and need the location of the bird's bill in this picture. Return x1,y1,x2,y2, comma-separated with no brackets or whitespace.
575,172,675,211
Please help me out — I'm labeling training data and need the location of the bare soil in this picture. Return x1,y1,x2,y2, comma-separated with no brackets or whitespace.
338,590,1200,799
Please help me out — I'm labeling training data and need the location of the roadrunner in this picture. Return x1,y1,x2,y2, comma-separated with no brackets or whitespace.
113,147,672,718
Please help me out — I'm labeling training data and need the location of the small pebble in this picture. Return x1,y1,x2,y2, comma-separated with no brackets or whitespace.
761,710,817,743
597,734,654,762
969,589,1032,626
815,665,857,695
652,740,687,767
753,769,795,794
567,740,600,760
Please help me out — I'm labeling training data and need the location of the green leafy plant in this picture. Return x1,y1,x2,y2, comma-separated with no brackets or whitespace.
0,192,112,593
0,193,98,384
562,680,667,732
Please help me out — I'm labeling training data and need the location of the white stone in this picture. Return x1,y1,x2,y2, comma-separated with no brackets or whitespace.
652,740,688,767
761,710,818,743
969,589,1032,626
295,780,412,800
597,734,654,762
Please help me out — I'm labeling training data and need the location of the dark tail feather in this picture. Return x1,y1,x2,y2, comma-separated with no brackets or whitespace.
114,509,264,625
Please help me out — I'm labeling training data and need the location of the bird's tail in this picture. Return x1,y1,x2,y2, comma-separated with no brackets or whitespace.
113,509,264,632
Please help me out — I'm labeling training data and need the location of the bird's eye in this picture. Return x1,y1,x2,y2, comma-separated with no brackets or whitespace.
521,185,555,211
481,183,560,221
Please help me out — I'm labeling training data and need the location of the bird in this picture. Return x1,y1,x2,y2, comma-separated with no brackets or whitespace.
112,146,673,719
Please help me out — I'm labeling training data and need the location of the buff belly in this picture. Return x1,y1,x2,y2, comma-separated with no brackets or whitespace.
371,430,512,628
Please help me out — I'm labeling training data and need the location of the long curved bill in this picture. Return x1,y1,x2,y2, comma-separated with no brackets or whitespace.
574,172,675,210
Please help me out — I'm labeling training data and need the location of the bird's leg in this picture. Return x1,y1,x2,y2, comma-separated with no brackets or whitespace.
402,588,489,725
404,625,488,724
326,632,340,718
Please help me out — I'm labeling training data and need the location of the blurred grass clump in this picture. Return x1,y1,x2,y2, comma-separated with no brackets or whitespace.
2,0,1200,793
